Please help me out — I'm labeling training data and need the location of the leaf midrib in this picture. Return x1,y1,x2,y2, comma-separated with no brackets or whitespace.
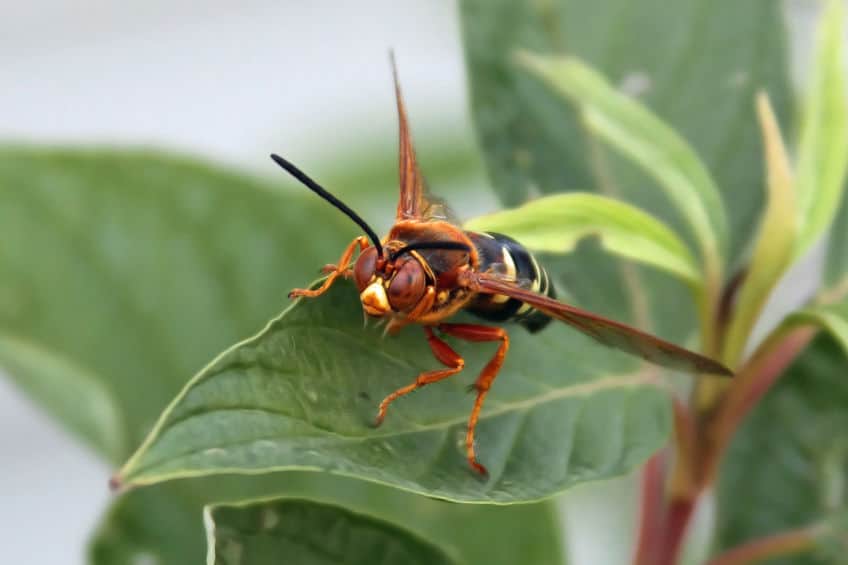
127,369,661,482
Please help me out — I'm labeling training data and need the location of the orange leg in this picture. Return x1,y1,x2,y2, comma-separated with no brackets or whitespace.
438,323,509,477
374,326,465,426
289,236,369,299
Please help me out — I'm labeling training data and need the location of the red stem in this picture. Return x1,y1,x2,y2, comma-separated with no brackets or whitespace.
737,328,816,418
633,452,667,565
636,325,817,565
658,497,696,565
702,326,816,484
706,524,825,565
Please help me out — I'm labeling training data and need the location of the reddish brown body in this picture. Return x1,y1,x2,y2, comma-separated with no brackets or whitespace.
275,59,732,476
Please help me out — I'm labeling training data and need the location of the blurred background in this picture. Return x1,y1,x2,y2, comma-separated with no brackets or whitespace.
0,1,826,563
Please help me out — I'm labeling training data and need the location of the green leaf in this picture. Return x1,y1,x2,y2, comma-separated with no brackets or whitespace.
514,53,727,276
0,147,565,562
0,148,357,460
461,0,793,368
721,94,796,367
794,0,848,259
460,0,793,265
716,333,848,565
785,301,848,356
0,332,124,461
464,192,700,285
206,498,459,565
90,480,207,565
116,279,668,502
273,474,567,565
510,52,730,355
824,185,848,298
91,474,565,565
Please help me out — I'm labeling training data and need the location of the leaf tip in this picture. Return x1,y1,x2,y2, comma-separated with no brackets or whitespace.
511,48,538,70
753,89,770,115
108,473,124,493
511,49,575,74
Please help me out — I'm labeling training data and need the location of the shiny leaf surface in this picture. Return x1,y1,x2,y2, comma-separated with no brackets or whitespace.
117,280,668,502
464,192,699,285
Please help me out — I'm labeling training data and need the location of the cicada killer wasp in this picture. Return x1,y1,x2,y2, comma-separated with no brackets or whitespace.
270,59,732,476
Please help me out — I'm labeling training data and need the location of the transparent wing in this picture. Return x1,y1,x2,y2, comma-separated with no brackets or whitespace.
392,55,426,220
465,271,733,376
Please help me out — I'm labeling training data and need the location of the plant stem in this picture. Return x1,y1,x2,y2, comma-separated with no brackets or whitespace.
700,258,723,361
706,523,827,565
658,496,696,565
633,452,667,565
670,397,698,497
715,268,748,347
693,263,731,415
634,399,701,565
702,325,817,484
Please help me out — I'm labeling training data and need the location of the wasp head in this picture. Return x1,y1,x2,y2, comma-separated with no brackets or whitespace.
353,245,428,317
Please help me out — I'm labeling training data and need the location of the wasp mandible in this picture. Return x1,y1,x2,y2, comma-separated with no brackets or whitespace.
270,59,732,476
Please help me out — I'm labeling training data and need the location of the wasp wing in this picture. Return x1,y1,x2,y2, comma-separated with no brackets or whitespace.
391,55,432,221
464,271,732,376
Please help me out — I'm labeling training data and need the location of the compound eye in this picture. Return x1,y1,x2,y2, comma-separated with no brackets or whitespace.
387,258,427,311
353,246,378,292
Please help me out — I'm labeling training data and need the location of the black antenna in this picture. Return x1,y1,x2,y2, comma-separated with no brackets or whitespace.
270,154,383,256
390,241,471,261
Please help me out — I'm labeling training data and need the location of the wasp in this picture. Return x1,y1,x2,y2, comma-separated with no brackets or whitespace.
270,60,732,476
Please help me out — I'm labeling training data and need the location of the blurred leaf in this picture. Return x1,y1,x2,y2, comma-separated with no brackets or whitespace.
721,94,796,367
515,53,727,274
116,279,668,502
460,0,793,265
716,333,848,565
92,474,564,565
0,332,124,461
824,185,848,299
794,0,848,259
206,498,459,565
511,52,727,356
785,301,848,355
0,148,355,459
90,481,205,565
461,0,792,374
463,181,700,285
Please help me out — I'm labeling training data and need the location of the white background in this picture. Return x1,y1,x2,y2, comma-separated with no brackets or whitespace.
0,1,826,564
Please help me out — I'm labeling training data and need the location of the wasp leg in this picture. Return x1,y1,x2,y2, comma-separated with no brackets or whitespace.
437,323,509,477
289,236,369,299
320,264,350,276
374,326,465,426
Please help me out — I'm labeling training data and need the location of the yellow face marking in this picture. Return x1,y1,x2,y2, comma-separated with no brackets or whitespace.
360,281,391,316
